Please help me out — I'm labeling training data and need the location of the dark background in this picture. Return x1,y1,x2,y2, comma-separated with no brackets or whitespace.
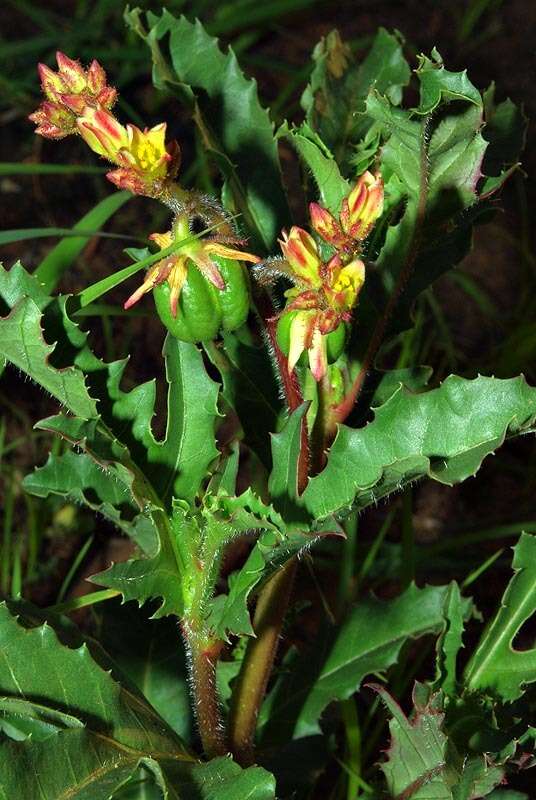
0,0,535,755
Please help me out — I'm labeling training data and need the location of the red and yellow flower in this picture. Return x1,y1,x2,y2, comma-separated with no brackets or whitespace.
124,225,260,316
77,107,180,196
277,226,365,381
309,170,384,251
29,52,116,139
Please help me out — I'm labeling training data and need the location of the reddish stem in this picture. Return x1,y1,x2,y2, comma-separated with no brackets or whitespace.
332,116,431,426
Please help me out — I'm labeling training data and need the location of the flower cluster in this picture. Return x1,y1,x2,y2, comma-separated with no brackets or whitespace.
277,171,383,380
309,171,384,252
29,52,179,197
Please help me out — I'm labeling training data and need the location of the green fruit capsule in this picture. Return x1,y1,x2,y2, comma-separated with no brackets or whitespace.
276,311,347,365
153,254,250,343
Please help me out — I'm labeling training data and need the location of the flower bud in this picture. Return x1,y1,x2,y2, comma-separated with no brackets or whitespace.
340,171,384,240
30,52,117,139
279,227,323,288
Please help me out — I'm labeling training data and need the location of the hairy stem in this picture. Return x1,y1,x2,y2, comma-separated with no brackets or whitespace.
182,621,226,759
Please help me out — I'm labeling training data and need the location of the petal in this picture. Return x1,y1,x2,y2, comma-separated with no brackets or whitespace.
149,231,174,250
38,63,63,100
86,59,106,94
204,242,260,264
287,311,317,373
189,250,225,290
279,227,322,286
308,327,328,381
56,52,86,92
106,167,146,195
168,258,188,317
309,202,344,246
123,264,162,310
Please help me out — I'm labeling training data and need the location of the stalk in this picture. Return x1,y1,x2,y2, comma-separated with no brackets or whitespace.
229,559,297,765
229,288,309,765
182,621,226,759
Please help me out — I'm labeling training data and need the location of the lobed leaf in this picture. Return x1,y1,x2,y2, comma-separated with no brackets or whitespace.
279,121,349,214
302,375,536,520
259,582,454,742
0,606,275,798
465,533,536,701
0,295,97,420
375,684,504,799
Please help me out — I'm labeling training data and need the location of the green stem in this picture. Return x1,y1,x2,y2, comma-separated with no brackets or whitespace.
229,558,297,765
229,289,310,765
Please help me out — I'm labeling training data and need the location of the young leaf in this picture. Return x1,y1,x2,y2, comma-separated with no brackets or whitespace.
465,533,536,701
374,684,504,799
127,9,289,251
269,403,310,525
433,581,471,696
91,505,193,618
259,582,455,742
302,375,536,520
415,48,483,114
301,28,410,170
279,121,350,214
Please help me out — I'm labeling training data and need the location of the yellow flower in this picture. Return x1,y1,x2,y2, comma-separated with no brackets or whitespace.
77,108,180,196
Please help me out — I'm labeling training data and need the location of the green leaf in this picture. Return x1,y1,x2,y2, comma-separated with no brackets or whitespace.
375,684,504,799
1,730,276,799
123,336,220,505
128,9,289,251
34,191,131,293
433,582,470,696
0,730,167,800
302,375,536,520
91,505,191,618
22,450,157,552
217,330,282,468
269,404,309,525
415,48,482,114
0,296,97,420
82,336,220,506
279,120,349,213
369,365,433,407
465,533,536,701
259,583,453,741
301,28,410,169
0,602,189,755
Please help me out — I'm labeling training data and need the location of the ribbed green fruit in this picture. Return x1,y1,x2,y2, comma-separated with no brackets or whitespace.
153,254,250,342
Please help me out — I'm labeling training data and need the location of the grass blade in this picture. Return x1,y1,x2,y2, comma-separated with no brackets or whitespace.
34,191,131,292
